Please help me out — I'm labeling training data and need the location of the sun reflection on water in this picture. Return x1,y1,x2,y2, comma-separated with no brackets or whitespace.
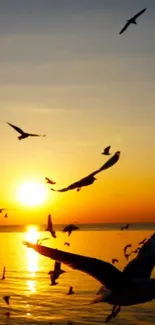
25,226,39,292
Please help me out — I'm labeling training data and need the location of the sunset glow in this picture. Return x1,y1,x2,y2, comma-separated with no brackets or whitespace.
17,181,47,207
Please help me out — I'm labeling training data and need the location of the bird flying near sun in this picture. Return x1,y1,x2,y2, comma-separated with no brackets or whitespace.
45,177,56,185
51,151,120,192
101,146,111,155
119,8,147,34
6,122,46,140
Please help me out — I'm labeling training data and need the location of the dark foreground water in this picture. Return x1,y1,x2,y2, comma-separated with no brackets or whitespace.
0,224,155,325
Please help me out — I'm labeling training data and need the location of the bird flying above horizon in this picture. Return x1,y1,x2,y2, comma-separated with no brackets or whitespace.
121,224,130,231
51,151,120,192
6,122,46,140
124,244,132,255
46,214,56,238
45,177,56,185
48,261,65,285
62,224,79,236
0,209,7,213
64,242,70,246
101,146,111,155
119,8,147,34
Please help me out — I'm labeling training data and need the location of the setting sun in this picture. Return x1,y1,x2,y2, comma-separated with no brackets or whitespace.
17,181,47,207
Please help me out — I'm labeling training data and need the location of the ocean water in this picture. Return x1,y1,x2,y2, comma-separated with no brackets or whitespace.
0,225,155,325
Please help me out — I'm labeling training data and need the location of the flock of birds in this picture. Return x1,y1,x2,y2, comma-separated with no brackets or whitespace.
0,5,151,324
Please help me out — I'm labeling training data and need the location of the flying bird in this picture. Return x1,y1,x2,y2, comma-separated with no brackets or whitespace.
124,244,132,255
101,146,111,155
51,151,120,192
46,214,56,238
124,253,130,260
121,224,130,231
64,242,70,246
62,224,79,236
4,213,8,218
67,286,74,295
45,177,56,185
3,296,10,305
48,261,65,285
112,259,118,265
0,209,7,213
119,8,147,34
2,266,5,280
37,237,49,245
6,122,46,140
24,236,155,321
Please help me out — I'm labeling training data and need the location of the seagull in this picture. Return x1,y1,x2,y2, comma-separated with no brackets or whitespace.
119,8,147,34
24,237,155,311
6,122,46,140
2,266,5,280
48,261,65,285
51,151,120,192
112,259,118,265
124,244,132,255
46,214,56,238
67,286,74,295
3,296,10,305
64,242,70,246
45,177,56,185
121,224,130,231
101,146,111,155
62,224,79,236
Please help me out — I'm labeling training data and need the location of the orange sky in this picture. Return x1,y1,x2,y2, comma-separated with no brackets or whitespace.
0,0,155,225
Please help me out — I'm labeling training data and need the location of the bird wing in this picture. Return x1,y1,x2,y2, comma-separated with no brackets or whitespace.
104,146,111,154
89,151,120,177
45,177,56,184
133,8,146,20
7,122,25,135
119,21,131,34
24,242,129,290
123,233,155,278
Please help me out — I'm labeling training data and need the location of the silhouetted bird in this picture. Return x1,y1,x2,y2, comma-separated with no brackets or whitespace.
119,8,146,34
51,152,120,192
24,235,155,320
4,213,8,218
62,224,79,236
48,261,65,285
0,208,7,213
3,296,10,305
124,253,130,260
132,247,141,254
139,238,147,245
101,146,111,155
124,244,132,255
7,122,46,140
67,286,74,295
121,224,130,231
112,259,118,265
37,237,49,244
46,214,56,238
45,177,56,185
2,266,5,280
64,242,70,246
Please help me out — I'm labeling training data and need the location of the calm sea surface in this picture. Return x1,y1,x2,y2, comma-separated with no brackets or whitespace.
0,224,155,325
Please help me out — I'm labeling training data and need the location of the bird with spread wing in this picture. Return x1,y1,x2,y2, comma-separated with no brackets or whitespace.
46,214,56,238
7,122,46,140
119,8,147,34
51,151,120,192
24,233,155,322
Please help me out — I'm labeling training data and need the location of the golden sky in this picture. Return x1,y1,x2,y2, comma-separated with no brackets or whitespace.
0,0,155,225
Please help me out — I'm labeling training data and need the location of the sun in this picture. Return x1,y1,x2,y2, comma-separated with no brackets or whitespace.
17,180,47,207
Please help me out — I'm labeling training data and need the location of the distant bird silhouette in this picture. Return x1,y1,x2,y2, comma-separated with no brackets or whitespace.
67,286,74,295
45,177,56,185
124,253,130,260
121,224,130,231
124,244,132,255
112,259,118,265
64,242,70,246
37,237,49,244
62,224,79,236
51,151,120,192
0,208,7,213
2,266,5,280
119,8,147,34
3,296,10,305
4,213,8,218
139,238,147,246
48,261,65,285
46,214,56,238
101,146,111,155
7,122,46,140
132,247,141,255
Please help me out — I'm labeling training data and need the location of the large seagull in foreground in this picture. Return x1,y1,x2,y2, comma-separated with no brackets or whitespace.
24,233,155,322
119,8,147,35
51,151,120,192
7,122,46,140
